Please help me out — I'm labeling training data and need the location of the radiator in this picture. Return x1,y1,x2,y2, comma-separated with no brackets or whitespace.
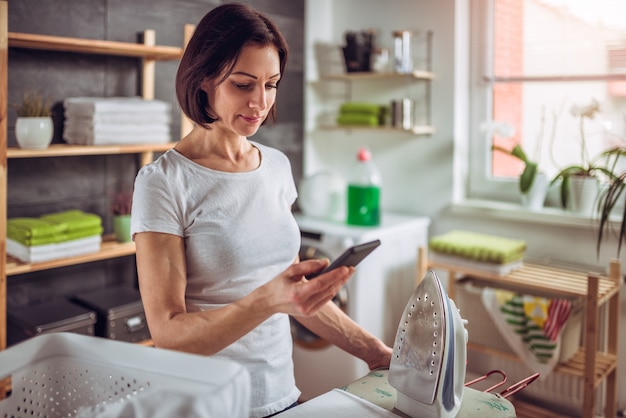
468,355,601,417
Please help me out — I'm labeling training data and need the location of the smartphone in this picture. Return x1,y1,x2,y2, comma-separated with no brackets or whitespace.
306,239,381,279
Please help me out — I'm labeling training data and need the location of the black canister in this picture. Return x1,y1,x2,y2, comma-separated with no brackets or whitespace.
391,99,414,130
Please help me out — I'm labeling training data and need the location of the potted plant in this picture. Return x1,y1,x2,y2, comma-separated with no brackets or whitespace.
595,147,626,256
112,190,133,243
550,99,616,213
493,144,539,193
12,89,54,149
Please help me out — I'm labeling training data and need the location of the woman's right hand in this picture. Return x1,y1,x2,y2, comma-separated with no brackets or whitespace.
257,259,354,318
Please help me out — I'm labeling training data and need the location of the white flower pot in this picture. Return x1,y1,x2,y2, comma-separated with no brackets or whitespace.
569,176,600,216
15,116,53,149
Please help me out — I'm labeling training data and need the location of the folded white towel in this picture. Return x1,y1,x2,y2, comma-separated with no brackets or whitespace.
64,97,171,115
64,123,170,136
63,132,171,145
7,236,102,263
64,111,172,125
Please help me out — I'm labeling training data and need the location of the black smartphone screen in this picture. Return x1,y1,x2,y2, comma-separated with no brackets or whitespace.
306,239,381,279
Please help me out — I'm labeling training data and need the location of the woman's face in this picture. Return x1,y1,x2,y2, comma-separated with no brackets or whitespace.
203,44,281,138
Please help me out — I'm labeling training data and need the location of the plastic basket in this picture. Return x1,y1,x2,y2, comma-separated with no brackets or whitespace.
0,333,250,417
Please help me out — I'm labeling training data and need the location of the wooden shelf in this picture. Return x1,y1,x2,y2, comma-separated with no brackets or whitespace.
8,32,183,60
321,70,436,81
428,261,620,302
6,237,136,276
319,124,436,136
7,143,175,159
467,343,617,382
316,38,435,135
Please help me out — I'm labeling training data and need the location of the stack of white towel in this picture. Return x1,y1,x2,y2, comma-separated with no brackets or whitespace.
63,97,172,145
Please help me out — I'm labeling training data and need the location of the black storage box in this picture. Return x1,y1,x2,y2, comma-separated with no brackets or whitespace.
7,298,96,346
73,286,150,343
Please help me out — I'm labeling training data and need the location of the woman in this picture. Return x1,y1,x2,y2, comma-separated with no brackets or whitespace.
131,3,391,417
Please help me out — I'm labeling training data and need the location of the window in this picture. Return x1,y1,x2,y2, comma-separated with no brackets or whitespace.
468,0,626,203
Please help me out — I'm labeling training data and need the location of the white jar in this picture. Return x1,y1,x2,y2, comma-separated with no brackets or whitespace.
371,48,390,73
392,30,413,74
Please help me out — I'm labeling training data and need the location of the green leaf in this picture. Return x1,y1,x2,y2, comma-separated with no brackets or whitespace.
519,162,537,193
560,175,570,208
510,145,529,163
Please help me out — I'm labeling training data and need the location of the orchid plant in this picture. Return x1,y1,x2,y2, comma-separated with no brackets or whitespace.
550,99,617,209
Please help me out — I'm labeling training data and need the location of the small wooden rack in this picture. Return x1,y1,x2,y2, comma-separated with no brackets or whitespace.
418,248,621,418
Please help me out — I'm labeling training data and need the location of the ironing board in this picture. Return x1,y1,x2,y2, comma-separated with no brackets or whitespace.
282,369,517,417
340,369,516,417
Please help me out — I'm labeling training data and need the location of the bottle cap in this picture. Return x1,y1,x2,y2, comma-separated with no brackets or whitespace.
357,147,371,161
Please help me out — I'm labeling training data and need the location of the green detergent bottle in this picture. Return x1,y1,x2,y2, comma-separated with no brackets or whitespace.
347,147,381,226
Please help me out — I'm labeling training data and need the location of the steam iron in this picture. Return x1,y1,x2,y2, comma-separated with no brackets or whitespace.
388,270,468,418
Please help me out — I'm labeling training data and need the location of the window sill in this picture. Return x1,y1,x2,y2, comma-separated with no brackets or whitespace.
449,199,609,230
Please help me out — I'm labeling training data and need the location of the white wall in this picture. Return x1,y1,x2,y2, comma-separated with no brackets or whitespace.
304,0,625,411
304,0,456,220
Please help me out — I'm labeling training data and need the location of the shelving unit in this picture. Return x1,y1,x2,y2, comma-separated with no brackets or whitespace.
318,32,436,135
318,123,436,136
0,1,193,351
418,248,621,418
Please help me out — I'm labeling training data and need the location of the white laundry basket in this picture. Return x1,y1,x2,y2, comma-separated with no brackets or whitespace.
0,333,251,417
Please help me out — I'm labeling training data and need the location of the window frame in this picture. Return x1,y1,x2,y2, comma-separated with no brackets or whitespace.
467,0,521,203
466,0,626,204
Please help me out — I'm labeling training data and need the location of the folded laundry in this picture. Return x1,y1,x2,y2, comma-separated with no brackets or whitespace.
65,226,104,241
336,114,379,126
63,97,173,146
64,111,172,125
429,252,523,276
6,232,68,247
481,287,572,378
63,97,171,115
7,218,66,239
40,210,102,231
339,102,383,115
429,230,526,264
64,122,171,135
7,210,103,248
336,102,388,127
7,236,102,264
63,132,172,145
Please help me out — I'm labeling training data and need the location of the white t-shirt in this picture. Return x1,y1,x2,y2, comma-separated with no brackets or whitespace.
131,141,301,417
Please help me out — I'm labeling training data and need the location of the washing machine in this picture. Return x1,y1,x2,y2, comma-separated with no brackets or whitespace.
292,212,430,400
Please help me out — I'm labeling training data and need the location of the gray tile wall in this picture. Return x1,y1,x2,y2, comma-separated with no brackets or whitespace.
6,0,304,318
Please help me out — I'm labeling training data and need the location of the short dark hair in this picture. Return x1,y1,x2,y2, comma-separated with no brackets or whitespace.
175,2,289,128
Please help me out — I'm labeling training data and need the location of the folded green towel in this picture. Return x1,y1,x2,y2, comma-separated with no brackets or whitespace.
337,114,380,126
7,218,67,239
8,210,103,247
429,230,527,264
66,225,103,241
40,210,102,231
339,102,383,115
8,232,69,246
